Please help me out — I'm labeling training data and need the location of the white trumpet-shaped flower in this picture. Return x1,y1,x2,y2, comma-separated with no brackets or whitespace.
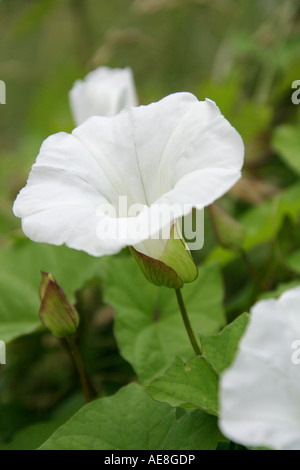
220,287,300,450
13,93,244,268
69,66,138,125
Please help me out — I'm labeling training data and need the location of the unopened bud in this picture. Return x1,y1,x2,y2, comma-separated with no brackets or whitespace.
39,272,80,338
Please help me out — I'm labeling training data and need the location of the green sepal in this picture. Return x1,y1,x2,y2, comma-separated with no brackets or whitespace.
160,224,198,283
129,247,183,289
130,223,198,289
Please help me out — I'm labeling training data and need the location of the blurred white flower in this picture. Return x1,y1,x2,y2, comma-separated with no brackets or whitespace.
13,92,244,261
220,286,300,450
69,66,138,125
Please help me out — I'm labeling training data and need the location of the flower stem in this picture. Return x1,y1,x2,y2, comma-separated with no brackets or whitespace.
65,336,92,404
175,288,202,356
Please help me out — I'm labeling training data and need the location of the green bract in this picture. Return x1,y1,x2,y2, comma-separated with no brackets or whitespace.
130,224,198,289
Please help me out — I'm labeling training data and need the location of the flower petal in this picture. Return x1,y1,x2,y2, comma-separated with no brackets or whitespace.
129,95,244,204
14,93,244,257
219,287,300,450
13,132,127,256
69,66,138,125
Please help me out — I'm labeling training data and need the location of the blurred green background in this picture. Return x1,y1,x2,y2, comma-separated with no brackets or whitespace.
0,0,300,450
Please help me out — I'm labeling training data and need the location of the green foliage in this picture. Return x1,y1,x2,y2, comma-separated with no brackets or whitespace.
147,357,219,415
105,256,225,383
161,409,225,451
40,383,223,450
0,392,85,450
287,250,300,274
0,417,74,451
0,239,105,343
200,313,249,375
273,125,300,176
208,183,300,266
1,0,300,452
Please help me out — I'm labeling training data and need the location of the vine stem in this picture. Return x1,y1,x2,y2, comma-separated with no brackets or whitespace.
65,336,92,404
175,288,202,356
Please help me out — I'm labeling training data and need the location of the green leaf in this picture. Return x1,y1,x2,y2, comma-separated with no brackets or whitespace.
208,205,246,251
287,250,300,275
105,256,225,383
0,393,85,450
39,383,222,450
39,383,174,450
273,125,300,175
0,240,105,343
0,418,71,451
161,409,225,450
208,183,300,265
200,313,249,375
242,183,300,250
147,356,219,415
231,102,272,144
0,404,37,444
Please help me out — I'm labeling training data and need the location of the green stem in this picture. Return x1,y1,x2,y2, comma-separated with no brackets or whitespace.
175,288,202,356
66,336,92,404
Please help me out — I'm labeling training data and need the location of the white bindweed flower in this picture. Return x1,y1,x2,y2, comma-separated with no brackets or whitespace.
13,92,244,287
69,66,138,125
219,287,300,450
